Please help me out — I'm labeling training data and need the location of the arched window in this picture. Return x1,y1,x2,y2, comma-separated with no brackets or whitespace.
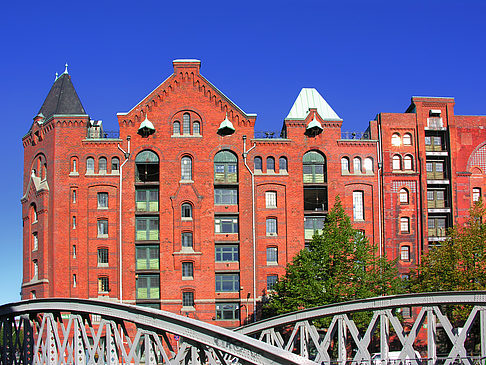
364,157,373,173
254,156,262,171
111,157,120,172
341,157,350,173
403,155,413,170
403,133,412,146
173,121,180,135
303,151,326,183
214,151,237,183
279,157,288,172
181,203,192,219
71,157,78,173
392,155,401,170
193,121,200,135
392,133,401,146
135,150,159,182
353,157,362,173
400,245,410,261
99,157,107,174
182,113,190,135
267,157,275,172
181,156,192,180
399,188,409,204
31,204,37,223
86,157,95,174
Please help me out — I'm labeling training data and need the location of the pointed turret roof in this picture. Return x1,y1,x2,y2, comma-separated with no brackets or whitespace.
285,88,342,121
38,71,86,119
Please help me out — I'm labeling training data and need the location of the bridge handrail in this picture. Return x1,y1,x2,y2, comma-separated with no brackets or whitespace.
0,297,316,365
236,291,486,335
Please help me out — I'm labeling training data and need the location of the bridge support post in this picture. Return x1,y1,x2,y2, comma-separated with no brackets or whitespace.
380,312,389,363
74,317,85,365
338,315,347,365
427,308,437,365
21,315,33,365
46,315,57,365
481,307,486,363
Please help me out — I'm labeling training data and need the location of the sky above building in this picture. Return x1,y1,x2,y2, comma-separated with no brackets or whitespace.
1,0,485,304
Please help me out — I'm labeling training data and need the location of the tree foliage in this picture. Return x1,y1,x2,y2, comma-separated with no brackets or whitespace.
263,197,403,317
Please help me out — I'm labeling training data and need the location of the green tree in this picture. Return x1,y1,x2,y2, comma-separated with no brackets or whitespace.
263,196,402,317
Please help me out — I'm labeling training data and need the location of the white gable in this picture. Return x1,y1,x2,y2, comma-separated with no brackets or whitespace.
285,88,342,121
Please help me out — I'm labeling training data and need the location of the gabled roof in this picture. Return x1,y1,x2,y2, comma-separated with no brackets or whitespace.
285,88,342,121
38,72,86,119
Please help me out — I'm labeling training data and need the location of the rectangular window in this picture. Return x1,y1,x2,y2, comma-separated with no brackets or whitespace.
182,291,194,307
33,260,38,279
215,216,238,234
214,188,238,205
265,191,277,208
72,216,76,229
216,303,239,320
400,217,410,233
73,274,76,288
97,219,108,237
428,217,447,237
97,192,108,209
136,189,159,212
215,273,239,292
215,245,239,262
73,245,76,259
181,232,193,249
266,247,278,265
136,217,159,240
266,218,277,236
182,262,194,279
427,189,446,208
400,246,410,261
97,248,109,266
136,274,160,299
136,245,159,270
353,191,364,221
32,232,38,251
473,188,481,202
304,216,325,240
72,190,76,203
267,275,278,291
98,277,109,293
304,187,328,211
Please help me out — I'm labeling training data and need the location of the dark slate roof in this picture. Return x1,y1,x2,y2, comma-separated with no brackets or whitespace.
38,73,86,119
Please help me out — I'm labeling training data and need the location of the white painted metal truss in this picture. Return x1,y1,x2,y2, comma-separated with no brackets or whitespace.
237,291,486,365
0,298,314,365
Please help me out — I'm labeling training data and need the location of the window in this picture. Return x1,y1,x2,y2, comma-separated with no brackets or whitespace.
173,121,180,135
181,156,192,180
266,157,275,172
136,217,159,240
71,158,78,173
400,246,410,261
266,247,278,265
428,190,445,208
266,218,277,236
215,216,238,233
182,262,194,279
182,291,194,307
72,189,76,203
392,155,401,170
181,203,192,219
32,232,38,251
254,156,262,171
86,157,95,174
33,260,38,279
72,216,76,229
97,219,108,237
31,291,36,299
97,248,109,266
136,274,159,299
391,133,401,146
98,276,109,293
426,161,445,179
341,157,349,173
473,188,481,202
214,151,238,183
303,151,326,183
279,157,288,172
97,192,108,209
304,216,325,240
215,188,238,205
182,113,190,135
267,275,278,291
111,157,120,172
215,274,239,292
353,191,364,221
426,136,443,151
99,157,107,174
136,189,159,212
215,245,239,262
403,155,413,170
364,157,373,173
353,157,362,173
304,186,327,211
135,150,159,182
181,232,193,249
73,245,76,258
399,188,409,204
428,217,446,237
73,274,76,288
400,217,410,233
31,204,38,223
193,121,200,135
265,191,277,208
403,133,412,146
216,303,239,320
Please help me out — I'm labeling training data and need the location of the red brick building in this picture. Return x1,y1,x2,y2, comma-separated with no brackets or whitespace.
21,60,486,327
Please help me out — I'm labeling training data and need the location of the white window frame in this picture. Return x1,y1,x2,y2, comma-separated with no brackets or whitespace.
265,191,277,208
353,191,364,221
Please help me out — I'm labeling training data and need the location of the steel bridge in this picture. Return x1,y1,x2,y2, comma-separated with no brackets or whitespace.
1,292,485,364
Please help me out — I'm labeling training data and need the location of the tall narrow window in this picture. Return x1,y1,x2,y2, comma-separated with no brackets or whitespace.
73,274,76,288
473,188,481,202
392,155,401,170
400,246,410,261
266,157,275,172
73,245,76,258
214,151,238,183
254,157,262,171
72,158,78,173
267,275,278,291
97,192,108,209
399,188,409,204
182,262,194,279
86,157,95,174
193,121,200,135
72,216,76,229
99,157,107,174
97,248,109,266
400,217,410,233
181,203,192,219
403,155,413,170
72,189,77,203
181,156,192,180
391,133,401,146
353,157,362,174
98,277,109,293
341,157,349,173
136,245,159,270
33,260,38,279
303,151,326,183
364,157,373,173
182,232,193,249
266,247,278,265
266,218,277,236
182,291,194,307
111,157,120,172
97,219,108,237
353,191,364,221
265,191,277,208
173,121,181,135
32,232,38,251
182,113,190,135
279,157,288,172
403,133,412,146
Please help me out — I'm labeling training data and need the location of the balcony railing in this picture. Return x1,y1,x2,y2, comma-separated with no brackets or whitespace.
341,131,371,140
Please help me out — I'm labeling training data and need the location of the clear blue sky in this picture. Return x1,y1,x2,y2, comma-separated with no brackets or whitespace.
1,0,485,304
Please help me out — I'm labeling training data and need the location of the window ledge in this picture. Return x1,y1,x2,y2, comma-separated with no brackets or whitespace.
181,306,196,311
267,262,278,266
182,277,194,281
172,134,202,138
97,234,109,239
69,172,79,177
180,180,194,184
98,207,108,210
181,217,193,221
173,250,202,255
111,171,120,175
97,263,109,268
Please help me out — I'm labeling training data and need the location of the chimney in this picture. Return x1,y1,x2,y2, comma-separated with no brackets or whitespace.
173,59,201,75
